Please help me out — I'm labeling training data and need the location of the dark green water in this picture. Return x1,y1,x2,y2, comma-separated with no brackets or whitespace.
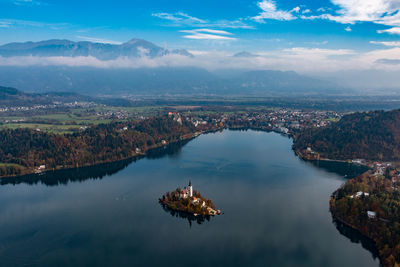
0,130,377,267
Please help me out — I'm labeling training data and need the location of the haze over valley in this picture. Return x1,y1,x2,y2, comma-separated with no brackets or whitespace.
0,38,399,96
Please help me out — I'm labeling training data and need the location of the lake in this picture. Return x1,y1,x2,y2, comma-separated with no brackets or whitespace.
0,130,378,266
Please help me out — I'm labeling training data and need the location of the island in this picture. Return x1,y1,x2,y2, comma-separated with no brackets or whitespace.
159,181,220,216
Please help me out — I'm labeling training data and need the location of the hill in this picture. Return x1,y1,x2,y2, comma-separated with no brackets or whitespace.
0,85,136,107
293,109,400,161
330,173,400,267
0,116,196,177
0,85,95,107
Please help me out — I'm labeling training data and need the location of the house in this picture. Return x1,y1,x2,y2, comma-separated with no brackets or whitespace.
180,188,188,199
207,207,217,215
367,211,376,219
191,197,199,204
356,191,369,197
179,181,193,199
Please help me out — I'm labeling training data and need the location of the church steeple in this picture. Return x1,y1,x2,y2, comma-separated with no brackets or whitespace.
188,180,193,197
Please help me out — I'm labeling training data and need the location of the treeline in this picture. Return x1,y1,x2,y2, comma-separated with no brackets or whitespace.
331,174,400,266
294,109,400,161
0,163,24,176
0,116,196,177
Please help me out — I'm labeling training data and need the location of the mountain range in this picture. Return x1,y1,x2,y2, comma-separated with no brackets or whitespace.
0,38,345,96
0,38,193,60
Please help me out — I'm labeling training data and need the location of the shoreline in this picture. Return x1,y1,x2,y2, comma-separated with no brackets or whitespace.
0,130,210,180
0,126,280,180
0,126,370,180
0,126,387,264
329,193,384,265
159,200,219,217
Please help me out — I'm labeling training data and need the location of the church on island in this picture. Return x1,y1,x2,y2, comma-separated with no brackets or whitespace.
159,180,220,216
179,180,193,199
179,181,207,208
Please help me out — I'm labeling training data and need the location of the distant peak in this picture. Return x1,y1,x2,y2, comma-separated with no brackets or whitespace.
124,38,150,45
233,51,259,58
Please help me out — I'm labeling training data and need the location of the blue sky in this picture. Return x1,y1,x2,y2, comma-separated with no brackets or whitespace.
1,0,400,73
1,0,399,51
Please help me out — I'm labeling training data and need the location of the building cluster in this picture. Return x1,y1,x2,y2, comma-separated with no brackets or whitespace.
372,162,400,185
349,191,370,199
372,162,392,176
96,110,130,120
178,181,218,215
168,112,183,125
0,101,97,113
184,109,342,136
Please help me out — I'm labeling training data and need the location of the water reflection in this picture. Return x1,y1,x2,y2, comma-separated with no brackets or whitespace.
332,218,379,260
0,139,190,186
305,160,370,178
0,130,378,267
0,158,134,186
160,203,213,227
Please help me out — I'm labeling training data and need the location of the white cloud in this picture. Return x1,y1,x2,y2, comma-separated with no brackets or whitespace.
0,22,11,28
302,9,311,14
152,12,253,29
2,45,400,73
315,0,400,26
370,40,400,46
291,7,301,13
188,29,233,35
377,27,400,34
180,29,236,40
345,26,352,31
181,33,235,40
13,0,44,6
210,19,255,29
76,36,122,45
152,12,206,24
252,0,297,22
283,47,355,56
0,18,69,29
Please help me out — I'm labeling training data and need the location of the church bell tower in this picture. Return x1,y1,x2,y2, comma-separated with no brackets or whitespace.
188,180,193,197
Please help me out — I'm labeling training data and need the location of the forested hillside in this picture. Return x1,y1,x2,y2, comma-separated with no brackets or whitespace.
330,174,400,266
0,116,196,177
294,109,400,161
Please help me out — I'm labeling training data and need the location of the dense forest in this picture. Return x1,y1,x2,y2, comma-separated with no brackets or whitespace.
0,116,197,177
293,109,400,161
330,173,400,267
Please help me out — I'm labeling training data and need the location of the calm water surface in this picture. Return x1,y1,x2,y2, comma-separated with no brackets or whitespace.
0,130,378,267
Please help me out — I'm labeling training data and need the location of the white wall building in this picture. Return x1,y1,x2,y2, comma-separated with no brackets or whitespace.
188,180,193,197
